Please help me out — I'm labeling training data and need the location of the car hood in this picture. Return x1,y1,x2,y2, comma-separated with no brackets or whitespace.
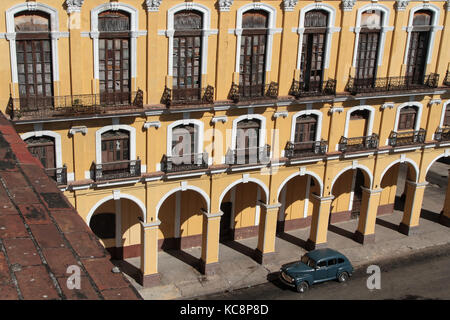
282,262,314,274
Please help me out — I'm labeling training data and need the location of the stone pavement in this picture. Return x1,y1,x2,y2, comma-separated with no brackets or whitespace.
114,161,450,300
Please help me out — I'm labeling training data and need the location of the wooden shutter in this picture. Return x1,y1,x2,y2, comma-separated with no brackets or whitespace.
398,107,417,130
25,136,55,169
294,115,317,143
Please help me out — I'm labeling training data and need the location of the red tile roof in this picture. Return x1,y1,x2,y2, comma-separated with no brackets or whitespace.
0,112,141,300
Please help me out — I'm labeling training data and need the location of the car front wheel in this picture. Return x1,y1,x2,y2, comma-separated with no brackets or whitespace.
296,281,309,293
338,272,349,283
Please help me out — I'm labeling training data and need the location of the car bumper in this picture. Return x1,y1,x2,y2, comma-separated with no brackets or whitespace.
279,272,296,288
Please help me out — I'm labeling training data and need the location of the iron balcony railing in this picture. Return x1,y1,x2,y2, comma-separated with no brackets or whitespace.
225,145,271,165
162,152,209,173
8,90,144,120
338,134,379,153
289,79,336,99
435,126,450,142
284,140,327,158
228,82,278,103
93,159,141,182
388,129,426,147
44,165,67,186
161,86,214,107
444,71,450,86
346,74,439,95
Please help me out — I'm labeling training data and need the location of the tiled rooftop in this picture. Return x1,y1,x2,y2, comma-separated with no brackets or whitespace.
0,112,141,300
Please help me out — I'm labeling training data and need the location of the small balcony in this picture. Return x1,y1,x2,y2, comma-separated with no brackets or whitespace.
388,129,426,147
444,71,450,86
346,74,439,95
161,86,214,107
289,79,336,99
45,166,67,186
228,82,278,103
225,145,271,166
338,134,379,153
8,90,144,120
435,126,450,142
161,152,209,173
284,140,327,159
93,159,141,182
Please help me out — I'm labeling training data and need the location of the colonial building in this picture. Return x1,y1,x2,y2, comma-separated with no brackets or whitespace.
1,0,449,287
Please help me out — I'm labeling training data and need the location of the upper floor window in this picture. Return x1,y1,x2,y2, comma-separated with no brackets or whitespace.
172,11,203,103
25,136,55,169
300,11,328,92
171,124,198,165
406,10,432,84
355,10,382,85
236,119,261,163
15,12,53,109
98,11,131,105
398,106,418,130
294,115,317,143
444,104,450,127
101,130,130,163
239,11,268,98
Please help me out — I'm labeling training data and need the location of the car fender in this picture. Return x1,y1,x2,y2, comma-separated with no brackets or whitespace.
296,275,314,286
336,267,349,278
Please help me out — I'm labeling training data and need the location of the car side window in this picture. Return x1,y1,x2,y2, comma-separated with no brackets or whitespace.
328,258,337,266
317,261,327,268
338,258,345,264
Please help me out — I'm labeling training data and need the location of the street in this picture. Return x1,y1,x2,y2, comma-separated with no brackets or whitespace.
195,243,450,300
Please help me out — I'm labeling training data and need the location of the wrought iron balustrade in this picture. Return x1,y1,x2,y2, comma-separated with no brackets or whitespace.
8,90,144,120
284,140,327,158
346,74,439,95
444,71,450,86
45,166,67,186
289,79,336,99
161,86,214,107
93,159,141,182
228,82,278,103
338,134,379,153
435,126,450,142
162,152,209,173
225,145,271,165
388,129,426,147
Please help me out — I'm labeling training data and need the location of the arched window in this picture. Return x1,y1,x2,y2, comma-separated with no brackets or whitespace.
98,11,131,105
172,11,203,103
239,11,268,98
25,136,55,169
236,119,261,163
172,124,197,157
406,10,432,84
398,106,418,130
294,115,317,143
355,10,382,87
300,11,328,92
15,11,53,110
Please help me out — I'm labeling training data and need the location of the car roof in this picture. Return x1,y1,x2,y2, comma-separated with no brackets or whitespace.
306,248,346,261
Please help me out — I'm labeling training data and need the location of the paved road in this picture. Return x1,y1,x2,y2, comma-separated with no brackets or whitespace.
195,244,450,300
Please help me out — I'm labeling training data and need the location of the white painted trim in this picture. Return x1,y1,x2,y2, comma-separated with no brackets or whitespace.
166,3,212,76
290,110,323,143
219,177,269,208
304,175,311,219
255,188,261,226
348,169,357,211
424,149,450,179
296,3,338,70
21,130,62,168
234,2,277,73
343,105,376,138
174,191,181,238
231,114,266,150
352,4,392,68
90,2,139,90
230,188,236,229
6,2,61,90
156,185,210,219
86,193,146,226
379,157,420,185
403,3,440,66
276,170,324,201
167,119,204,156
439,100,450,128
330,164,374,191
393,101,423,132
95,125,136,164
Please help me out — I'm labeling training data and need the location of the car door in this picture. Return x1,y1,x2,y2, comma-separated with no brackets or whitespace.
326,258,338,279
314,260,328,282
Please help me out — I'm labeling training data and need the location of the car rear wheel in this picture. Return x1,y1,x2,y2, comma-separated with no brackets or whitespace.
338,272,349,283
296,281,309,293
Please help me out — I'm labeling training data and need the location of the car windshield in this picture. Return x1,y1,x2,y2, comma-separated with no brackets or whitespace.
301,255,316,268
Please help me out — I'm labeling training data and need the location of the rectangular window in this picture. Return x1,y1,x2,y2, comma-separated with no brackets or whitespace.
406,31,430,84
239,32,266,98
355,31,380,86
300,32,326,92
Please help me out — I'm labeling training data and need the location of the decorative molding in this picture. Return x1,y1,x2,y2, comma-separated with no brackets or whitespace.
65,0,84,14
340,0,356,12
211,116,228,124
273,111,289,119
394,0,410,11
429,99,442,106
26,1,38,12
329,107,344,114
218,0,233,12
143,121,161,129
283,0,299,12
381,102,395,109
145,0,162,12
69,126,88,136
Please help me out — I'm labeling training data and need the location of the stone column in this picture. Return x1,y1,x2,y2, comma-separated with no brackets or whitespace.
399,180,428,235
199,211,223,275
255,201,281,264
440,169,450,227
139,219,161,287
306,194,334,250
354,187,383,244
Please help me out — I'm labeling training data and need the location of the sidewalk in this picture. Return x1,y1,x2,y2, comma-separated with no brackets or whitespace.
116,162,450,300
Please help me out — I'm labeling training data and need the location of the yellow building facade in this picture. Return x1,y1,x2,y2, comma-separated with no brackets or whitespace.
1,0,450,286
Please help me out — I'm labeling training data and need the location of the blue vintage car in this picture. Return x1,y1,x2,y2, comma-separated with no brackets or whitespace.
279,248,354,293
